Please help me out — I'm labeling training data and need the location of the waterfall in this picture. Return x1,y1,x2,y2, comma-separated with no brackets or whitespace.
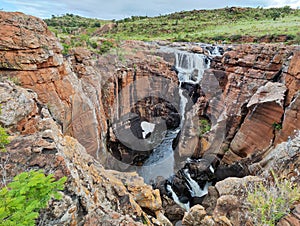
179,87,188,127
175,51,208,84
166,184,190,211
138,129,178,184
182,169,208,197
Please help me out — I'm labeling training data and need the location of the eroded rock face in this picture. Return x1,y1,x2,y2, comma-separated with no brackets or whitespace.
0,11,108,161
0,81,169,225
0,11,178,164
230,82,286,158
203,44,300,164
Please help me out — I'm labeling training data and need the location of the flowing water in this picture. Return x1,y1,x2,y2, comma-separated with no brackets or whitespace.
138,44,222,208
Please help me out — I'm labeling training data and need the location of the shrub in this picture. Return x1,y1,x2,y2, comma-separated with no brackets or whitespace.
0,170,67,226
99,40,114,54
272,122,282,131
0,126,9,152
198,119,211,137
62,43,70,55
247,171,300,226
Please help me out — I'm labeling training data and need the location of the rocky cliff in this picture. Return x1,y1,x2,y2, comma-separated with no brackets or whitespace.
0,11,299,226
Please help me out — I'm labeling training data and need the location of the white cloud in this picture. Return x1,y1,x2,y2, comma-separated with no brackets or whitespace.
266,0,300,8
1,0,299,19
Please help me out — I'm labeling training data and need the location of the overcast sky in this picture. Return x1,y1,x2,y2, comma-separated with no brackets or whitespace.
1,0,300,20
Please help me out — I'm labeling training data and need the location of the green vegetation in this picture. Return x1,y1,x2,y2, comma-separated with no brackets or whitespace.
45,14,114,55
104,6,300,43
247,171,300,226
0,106,9,152
44,7,300,54
272,122,282,130
198,119,211,137
44,13,106,33
0,126,9,152
0,170,66,226
0,107,66,226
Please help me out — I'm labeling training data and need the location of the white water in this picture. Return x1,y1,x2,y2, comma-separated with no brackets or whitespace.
209,165,215,174
182,169,211,198
179,87,188,127
166,184,190,211
141,121,156,139
210,46,222,56
175,51,208,84
138,129,179,183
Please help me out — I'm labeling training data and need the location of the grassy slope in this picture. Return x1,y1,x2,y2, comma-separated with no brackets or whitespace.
44,7,300,55
106,7,300,43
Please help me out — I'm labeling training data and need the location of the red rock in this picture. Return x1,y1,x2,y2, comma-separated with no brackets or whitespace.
230,82,286,158
275,92,300,145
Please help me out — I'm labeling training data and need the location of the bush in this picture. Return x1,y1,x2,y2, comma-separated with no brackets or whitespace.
99,40,114,54
0,126,9,152
0,170,67,226
247,171,300,225
198,119,211,137
62,43,70,55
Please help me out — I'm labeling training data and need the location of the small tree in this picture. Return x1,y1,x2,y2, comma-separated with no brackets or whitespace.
0,170,67,226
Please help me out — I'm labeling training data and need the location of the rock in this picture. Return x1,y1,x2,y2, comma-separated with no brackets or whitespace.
161,195,185,224
107,170,162,212
93,23,117,35
277,204,300,226
284,50,300,105
215,176,262,196
0,11,179,164
182,204,207,225
213,195,239,217
0,81,37,127
249,130,300,180
0,80,169,225
191,46,205,54
229,82,286,158
275,92,300,145
202,44,297,164
201,186,219,215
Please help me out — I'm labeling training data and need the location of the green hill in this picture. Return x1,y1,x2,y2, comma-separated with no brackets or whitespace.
106,6,300,43
44,7,300,54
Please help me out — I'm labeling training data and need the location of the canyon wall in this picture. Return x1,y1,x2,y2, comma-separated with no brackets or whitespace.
0,11,299,226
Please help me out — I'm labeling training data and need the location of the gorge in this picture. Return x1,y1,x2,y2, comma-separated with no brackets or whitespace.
0,11,299,226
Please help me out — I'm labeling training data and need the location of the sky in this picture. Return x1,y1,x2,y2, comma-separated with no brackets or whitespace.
1,0,300,20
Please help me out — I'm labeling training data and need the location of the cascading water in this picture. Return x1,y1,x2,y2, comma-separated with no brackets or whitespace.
166,184,190,211
175,50,209,84
182,169,208,198
139,44,220,210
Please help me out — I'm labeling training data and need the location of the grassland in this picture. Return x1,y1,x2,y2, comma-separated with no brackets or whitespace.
44,6,300,55
107,7,300,43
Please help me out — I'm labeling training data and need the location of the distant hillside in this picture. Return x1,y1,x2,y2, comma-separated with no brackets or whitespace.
106,6,300,43
44,7,300,54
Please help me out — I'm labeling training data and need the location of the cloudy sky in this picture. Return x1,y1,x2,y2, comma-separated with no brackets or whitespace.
1,0,300,19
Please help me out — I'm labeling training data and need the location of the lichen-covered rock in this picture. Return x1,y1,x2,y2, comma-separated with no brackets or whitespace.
182,204,207,225
215,176,262,197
